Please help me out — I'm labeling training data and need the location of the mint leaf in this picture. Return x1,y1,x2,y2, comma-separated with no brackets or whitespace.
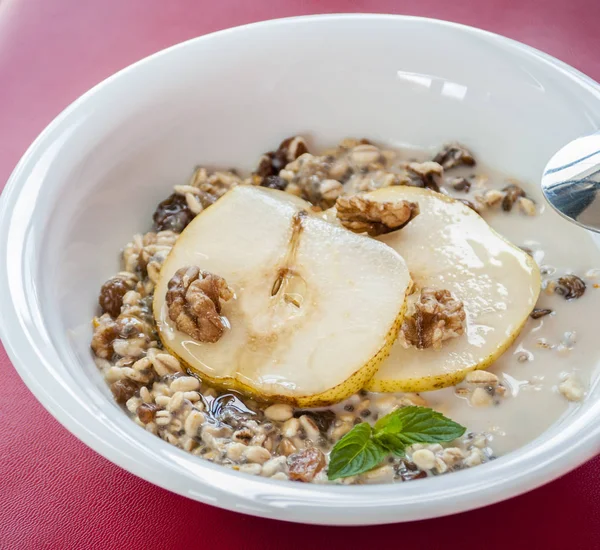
374,406,466,445
326,407,466,481
373,432,406,457
327,423,386,480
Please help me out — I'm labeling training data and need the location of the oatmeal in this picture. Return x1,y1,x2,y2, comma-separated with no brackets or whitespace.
91,136,600,484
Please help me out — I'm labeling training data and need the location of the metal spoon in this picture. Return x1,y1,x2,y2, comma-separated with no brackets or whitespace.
541,132,600,232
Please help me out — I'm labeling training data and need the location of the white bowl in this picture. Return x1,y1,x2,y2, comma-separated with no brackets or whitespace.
1,14,600,526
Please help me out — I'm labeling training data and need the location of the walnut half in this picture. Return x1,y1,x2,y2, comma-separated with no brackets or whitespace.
335,195,420,236
401,288,466,350
166,266,233,343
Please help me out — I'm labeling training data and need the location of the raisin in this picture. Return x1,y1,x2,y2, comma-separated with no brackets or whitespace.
397,460,428,481
254,137,309,179
99,277,134,317
261,175,288,191
111,379,139,404
254,151,287,178
502,184,526,212
153,193,195,232
530,308,553,319
137,403,159,424
555,275,586,300
278,136,308,162
450,177,471,192
255,155,276,178
288,447,326,482
400,470,428,481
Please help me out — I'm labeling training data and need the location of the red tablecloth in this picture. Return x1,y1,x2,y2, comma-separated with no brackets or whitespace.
1,1,599,548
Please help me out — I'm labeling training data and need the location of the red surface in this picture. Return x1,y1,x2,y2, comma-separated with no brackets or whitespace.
1,1,599,548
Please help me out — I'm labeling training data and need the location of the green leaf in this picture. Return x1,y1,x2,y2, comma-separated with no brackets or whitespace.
326,407,466,481
374,413,404,434
374,406,466,446
327,423,386,480
373,432,406,457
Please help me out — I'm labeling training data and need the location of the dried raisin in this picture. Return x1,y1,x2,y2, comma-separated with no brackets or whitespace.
153,193,195,232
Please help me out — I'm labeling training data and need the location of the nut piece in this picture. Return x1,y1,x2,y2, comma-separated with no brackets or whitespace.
91,314,119,359
166,266,233,343
401,288,466,350
554,275,586,300
288,447,326,482
335,195,420,236
433,143,476,170
502,184,526,212
407,161,444,192
92,314,152,361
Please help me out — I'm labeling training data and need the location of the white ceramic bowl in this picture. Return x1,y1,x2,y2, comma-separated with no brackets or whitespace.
1,14,600,526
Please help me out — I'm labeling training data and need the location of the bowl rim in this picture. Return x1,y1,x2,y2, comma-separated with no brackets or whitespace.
1,13,600,526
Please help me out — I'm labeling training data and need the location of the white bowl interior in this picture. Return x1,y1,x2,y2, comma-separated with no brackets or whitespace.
2,15,600,525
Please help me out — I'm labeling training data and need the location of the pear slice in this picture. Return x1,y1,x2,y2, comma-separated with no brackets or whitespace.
358,186,540,392
153,186,411,406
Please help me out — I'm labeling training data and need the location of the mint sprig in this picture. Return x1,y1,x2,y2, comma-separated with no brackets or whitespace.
327,406,466,480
